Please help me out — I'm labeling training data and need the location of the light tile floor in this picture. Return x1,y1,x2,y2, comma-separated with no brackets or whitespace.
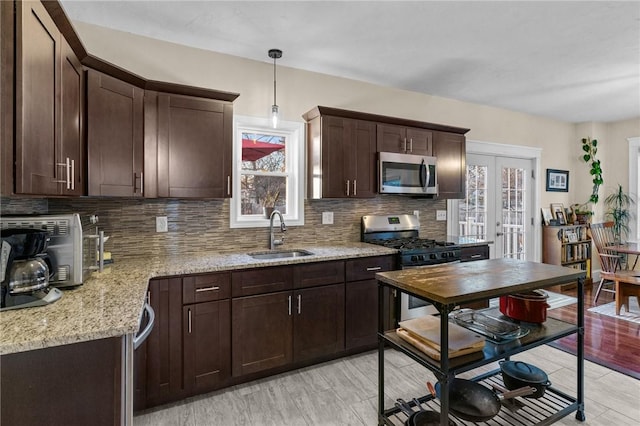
134,345,640,425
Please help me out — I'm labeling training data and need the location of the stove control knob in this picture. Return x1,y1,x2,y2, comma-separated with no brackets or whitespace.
448,252,455,258
418,255,425,261
441,253,448,258
411,255,418,262
429,253,437,260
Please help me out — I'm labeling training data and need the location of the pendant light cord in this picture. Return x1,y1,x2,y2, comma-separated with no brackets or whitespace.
273,55,277,106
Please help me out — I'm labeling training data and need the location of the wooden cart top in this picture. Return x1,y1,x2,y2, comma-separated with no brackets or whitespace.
375,258,585,305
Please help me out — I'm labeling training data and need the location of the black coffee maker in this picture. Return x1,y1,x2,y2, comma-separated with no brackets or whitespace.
1,229,62,311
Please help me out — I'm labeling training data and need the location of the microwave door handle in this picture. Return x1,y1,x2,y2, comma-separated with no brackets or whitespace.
419,159,428,190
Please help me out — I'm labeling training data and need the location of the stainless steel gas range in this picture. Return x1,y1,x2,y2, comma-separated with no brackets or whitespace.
361,214,461,319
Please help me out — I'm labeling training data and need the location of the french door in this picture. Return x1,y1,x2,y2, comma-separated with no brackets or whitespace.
455,154,535,260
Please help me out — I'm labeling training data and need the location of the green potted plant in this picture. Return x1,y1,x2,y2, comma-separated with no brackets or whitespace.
580,137,603,204
604,184,635,244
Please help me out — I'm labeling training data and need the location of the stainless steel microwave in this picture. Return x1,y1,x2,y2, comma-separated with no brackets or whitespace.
378,152,438,195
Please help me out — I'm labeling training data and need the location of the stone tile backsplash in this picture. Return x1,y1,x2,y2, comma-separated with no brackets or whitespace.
2,196,447,259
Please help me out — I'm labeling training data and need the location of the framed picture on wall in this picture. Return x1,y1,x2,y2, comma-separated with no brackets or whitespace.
551,203,566,225
546,169,569,192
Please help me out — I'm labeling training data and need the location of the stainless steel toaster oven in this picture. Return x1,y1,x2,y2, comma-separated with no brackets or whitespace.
0,213,105,288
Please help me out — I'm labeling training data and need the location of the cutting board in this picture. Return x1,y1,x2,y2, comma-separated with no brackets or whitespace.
398,315,485,352
397,328,484,360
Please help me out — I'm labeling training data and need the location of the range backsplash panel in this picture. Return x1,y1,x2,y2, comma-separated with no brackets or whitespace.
3,197,447,260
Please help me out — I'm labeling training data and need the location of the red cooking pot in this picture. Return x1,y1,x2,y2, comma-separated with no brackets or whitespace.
499,290,549,323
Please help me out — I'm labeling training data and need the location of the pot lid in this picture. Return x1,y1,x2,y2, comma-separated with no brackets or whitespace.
500,360,548,382
511,289,548,300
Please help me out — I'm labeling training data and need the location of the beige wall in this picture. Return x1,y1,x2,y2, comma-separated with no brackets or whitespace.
73,22,640,216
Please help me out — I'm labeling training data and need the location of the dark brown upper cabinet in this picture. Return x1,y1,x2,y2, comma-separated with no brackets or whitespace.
87,69,144,196
14,1,83,196
305,109,377,199
376,124,432,156
144,92,234,198
304,106,469,200
433,131,466,199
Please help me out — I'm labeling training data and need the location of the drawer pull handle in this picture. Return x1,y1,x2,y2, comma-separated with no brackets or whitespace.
188,308,192,334
470,254,483,259
366,267,382,271
297,294,301,314
195,285,220,293
288,295,292,316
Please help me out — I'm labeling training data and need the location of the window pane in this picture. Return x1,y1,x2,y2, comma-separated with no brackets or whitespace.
241,133,285,172
240,175,287,215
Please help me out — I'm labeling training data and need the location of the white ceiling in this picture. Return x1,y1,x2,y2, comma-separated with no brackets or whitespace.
60,1,640,123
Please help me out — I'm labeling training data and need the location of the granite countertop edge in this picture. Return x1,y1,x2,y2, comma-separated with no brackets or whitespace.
0,243,396,355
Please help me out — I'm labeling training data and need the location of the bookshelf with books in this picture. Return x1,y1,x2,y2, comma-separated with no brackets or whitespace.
542,224,592,291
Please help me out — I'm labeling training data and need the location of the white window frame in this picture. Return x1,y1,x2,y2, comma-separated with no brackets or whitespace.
628,136,640,242
230,115,305,228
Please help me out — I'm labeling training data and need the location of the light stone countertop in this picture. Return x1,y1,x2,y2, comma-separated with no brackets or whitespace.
0,243,396,355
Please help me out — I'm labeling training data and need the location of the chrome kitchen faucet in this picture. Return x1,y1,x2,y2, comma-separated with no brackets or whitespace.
269,210,286,250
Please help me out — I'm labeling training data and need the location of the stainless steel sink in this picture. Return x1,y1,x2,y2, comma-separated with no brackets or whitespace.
248,249,314,260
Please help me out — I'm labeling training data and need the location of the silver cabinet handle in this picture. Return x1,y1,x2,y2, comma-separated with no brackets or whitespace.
134,172,144,195
346,180,350,196
366,266,382,271
133,302,155,350
187,308,192,333
403,137,407,152
470,254,483,259
288,295,292,316
55,158,71,189
227,176,231,196
297,294,301,314
353,180,357,196
70,159,75,190
195,285,220,293
98,230,105,272
409,138,413,153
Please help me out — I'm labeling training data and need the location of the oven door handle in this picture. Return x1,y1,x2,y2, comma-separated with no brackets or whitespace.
419,159,428,191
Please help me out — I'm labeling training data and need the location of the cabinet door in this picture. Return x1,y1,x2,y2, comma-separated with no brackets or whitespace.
345,279,378,350
157,94,232,198
15,0,61,195
376,123,406,153
87,70,144,196
231,291,293,376
320,115,350,197
433,131,466,199
183,300,231,395
60,39,84,195
146,278,184,406
293,283,345,362
405,128,433,156
349,119,377,198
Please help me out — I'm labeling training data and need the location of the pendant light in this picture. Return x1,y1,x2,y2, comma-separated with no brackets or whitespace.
268,49,282,128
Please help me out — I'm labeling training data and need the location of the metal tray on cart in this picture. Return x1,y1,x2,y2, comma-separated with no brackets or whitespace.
450,308,529,343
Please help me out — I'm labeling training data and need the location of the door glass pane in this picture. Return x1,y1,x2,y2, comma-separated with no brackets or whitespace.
458,164,487,239
502,166,526,259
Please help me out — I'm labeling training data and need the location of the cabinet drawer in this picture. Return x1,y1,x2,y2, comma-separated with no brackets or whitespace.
460,245,489,262
231,266,293,297
346,255,396,281
182,273,231,304
293,261,345,289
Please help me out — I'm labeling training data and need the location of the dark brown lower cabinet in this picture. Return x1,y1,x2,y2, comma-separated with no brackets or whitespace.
345,279,379,350
183,299,231,394
345,255,396,350
293,283,345,362
231,291,293,376
1,337,122,426
145,277,184,408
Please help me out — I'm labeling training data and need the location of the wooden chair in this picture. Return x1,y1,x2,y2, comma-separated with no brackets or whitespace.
589,222,623,304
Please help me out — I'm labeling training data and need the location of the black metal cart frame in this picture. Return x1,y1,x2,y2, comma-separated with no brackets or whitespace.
377,271,585,426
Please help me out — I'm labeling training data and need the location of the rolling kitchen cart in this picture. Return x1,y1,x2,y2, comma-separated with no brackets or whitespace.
376,258,586,425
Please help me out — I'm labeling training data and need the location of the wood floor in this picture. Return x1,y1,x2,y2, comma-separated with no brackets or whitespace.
546,284,640,379
135,323,640,425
